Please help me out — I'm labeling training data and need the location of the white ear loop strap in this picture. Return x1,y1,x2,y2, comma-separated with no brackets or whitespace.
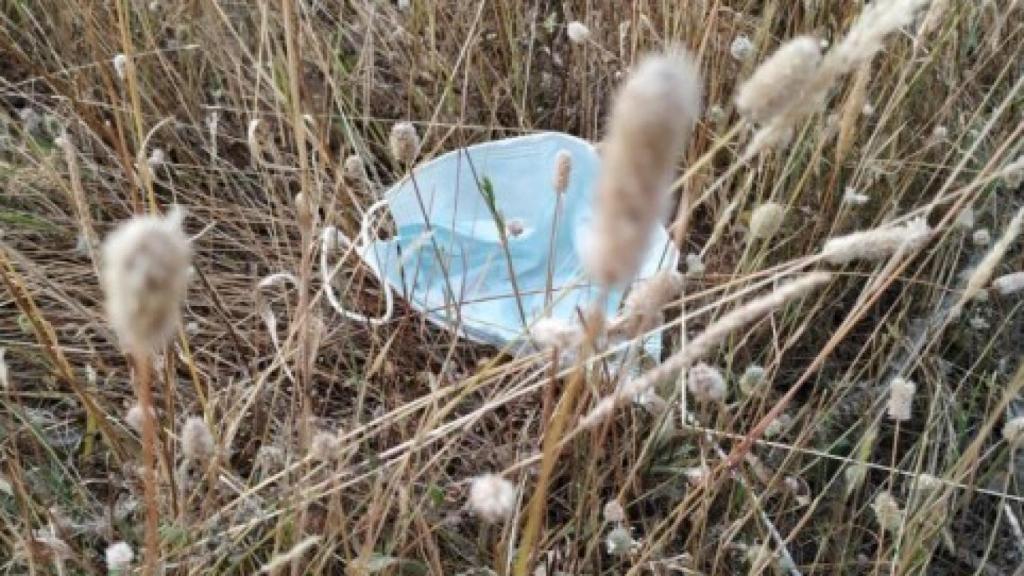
321,198,394,325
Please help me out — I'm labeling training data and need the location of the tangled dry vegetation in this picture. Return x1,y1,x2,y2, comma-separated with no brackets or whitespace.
2,1,1024,574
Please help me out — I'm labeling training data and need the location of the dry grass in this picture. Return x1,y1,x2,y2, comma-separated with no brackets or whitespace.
1,1,1024,574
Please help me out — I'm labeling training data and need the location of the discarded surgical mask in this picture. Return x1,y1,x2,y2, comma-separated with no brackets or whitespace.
321,132,678,355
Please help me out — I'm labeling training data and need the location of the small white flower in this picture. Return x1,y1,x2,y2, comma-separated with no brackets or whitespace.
105,541,134,571
468,474,517,522
567,21,590,44
972,228,992,246
730,35,755,61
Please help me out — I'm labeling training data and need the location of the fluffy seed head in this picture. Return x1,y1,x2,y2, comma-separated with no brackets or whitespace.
567,21,590,44
531,317,582,351
872,490,904,533
124,403,154,433
344,154,366,182
687,362,727,403
553,149,572,194
1003,416,1024,446
603,499,626,523
730,35,755,61
1002,156,1024,189
310,430,341,462
685,253,705,278
739,364,767,396
583,51,702,286
605,526,636,556
105,541,134,571
844,464,867,496
389,122,420,164
181,416,215,462
830,0,931,74
887,377,916,422
147,148,166,168
620,270,683,334
112,54,128,81
993,272,1024,296
821,217,931,265
468,473,516,522
101,208,190,353
748,202,786,241
735,36,822,124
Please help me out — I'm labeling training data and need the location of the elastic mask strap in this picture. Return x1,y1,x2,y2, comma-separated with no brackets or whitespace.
321,199,394,325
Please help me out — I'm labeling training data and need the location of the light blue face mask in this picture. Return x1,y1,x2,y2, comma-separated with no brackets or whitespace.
321,132,678,355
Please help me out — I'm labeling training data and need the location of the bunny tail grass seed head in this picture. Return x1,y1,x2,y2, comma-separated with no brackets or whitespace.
830,0,931,74
952,208,1024,314
730,35,755,61
468,473,516,522
873,491,904,533
101,208,190,353
821,217,931,264
1003,416,1024,446
619,270,683,334
735,36,821,124
581,272,830,427
687,362,727,403
181,416,214,462
105,541,134,572
125,403,155,433
310,430,341,462
748,202,786,241
553,149,572,194
531,317,582,351
603,499,626,523
887,377,916,421
112,54,128,81
344,154,367,183
583,50,702,286
567,21,590,44
993,272,1024,296
739,364,767,396
389,121,420,164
